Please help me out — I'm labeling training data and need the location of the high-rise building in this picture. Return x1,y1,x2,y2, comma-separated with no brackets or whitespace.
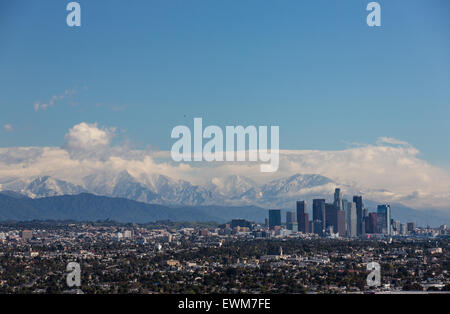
325,203,337,232
367,212,378,234
342,199,349,212
268,209,281,229
286,211,297,231
364,216,370,234
353,196,363,235
313,220,323,236
309,221,314,234
334,188,343,210
296,201,309,233
313,199,326,226
400,223,407,235
407,222,416,233
303,213,309,233
363,208,369,218
286,211,296,224
377,204,391,235
392,220,400,235
345,201,357,237
362,208,369,236
336,210,346,236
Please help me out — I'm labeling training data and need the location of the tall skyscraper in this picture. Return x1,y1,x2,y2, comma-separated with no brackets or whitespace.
342,199,349,212
268,209,281,229
313,199,326,222
377,204,391,235
362,208,369,236
286,211,296,224
286,211,297,231
364,216,369,234
353,196,363,235
400,223,407,235
367,212,378,234
327,197,345,236
336,210,346,236
325,203,337,233
345,201,357,237
334,188,343,210
407,222,416,233
313,220,323,236
303,213,309,233
363,208,369,218
309,221,315,234
312,199,326,236
296,201,309,233
392,220,400,235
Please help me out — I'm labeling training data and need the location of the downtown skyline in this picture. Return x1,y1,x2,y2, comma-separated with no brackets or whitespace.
1,0,449,301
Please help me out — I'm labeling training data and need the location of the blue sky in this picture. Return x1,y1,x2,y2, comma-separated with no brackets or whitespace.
0,0,449,168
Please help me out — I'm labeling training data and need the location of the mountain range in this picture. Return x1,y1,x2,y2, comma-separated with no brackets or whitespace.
0,172,449,226
0,192,267,223
0,172,339,207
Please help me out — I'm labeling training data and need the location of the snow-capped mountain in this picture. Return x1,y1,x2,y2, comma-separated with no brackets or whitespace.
19,176,86,198
2,170,450,225
84,171,161,203
141,173,217,205
82,170,216,205
209,175,257,197
261,174,334,196
1,172,448,226
0,171,353,209
208,175,260,204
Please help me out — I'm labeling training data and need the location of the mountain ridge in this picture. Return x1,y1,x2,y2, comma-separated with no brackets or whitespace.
0,192,264,223
0,191,448,226
1,173,449,226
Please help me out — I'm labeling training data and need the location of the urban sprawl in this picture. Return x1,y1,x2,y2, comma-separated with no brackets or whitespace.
0,188,448,294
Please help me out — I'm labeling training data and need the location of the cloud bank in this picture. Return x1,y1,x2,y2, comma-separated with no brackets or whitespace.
0,122,449,211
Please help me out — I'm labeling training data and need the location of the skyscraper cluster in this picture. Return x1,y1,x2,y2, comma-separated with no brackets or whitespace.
269,188,394,237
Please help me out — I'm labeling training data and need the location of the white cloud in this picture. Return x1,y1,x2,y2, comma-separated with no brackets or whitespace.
65,122,114,149
34,89,76,111
0,123,448,211
63,122,117,160
377,137,411,147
